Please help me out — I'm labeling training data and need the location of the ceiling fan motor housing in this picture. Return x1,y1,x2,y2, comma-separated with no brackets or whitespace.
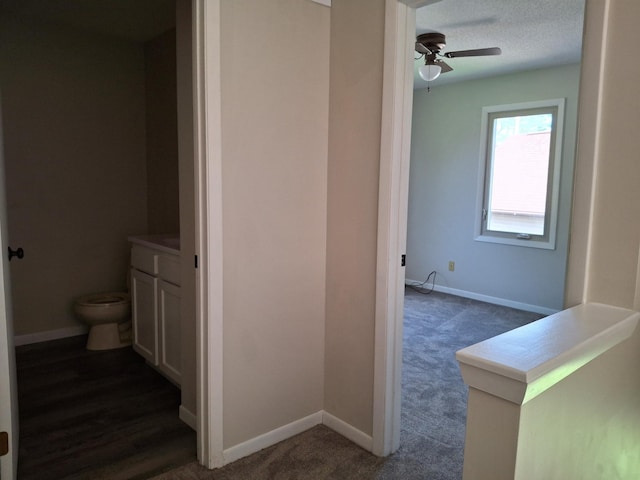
416,32,446,54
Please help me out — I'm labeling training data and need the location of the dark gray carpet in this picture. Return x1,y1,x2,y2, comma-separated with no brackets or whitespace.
152,290,543,480
397,289,543,479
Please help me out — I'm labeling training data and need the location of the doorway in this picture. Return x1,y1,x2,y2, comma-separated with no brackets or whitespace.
374,0,608,461
406,0,585,314
0,0,199,474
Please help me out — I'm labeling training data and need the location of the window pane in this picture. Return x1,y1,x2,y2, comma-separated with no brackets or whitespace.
487,113,552,235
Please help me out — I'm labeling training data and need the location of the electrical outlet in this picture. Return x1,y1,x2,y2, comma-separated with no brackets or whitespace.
448,261,455,272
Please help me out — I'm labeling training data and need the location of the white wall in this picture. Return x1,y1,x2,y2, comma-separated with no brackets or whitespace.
407,64,581,312
515,326,640,479
462,315,640,480
0,14,148,336
219,0,330,449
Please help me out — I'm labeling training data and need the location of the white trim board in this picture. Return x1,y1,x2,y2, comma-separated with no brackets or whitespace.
322,411,373,451
223,412,323,465
222,410,373,465
405,279,558,316
309,0,331,6
179,405,197,431
14,325,88,346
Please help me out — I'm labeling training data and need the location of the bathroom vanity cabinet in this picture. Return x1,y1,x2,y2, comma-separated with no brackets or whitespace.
129,236,182,386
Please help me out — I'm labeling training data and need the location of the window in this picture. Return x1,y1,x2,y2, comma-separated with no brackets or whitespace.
475,99,565,249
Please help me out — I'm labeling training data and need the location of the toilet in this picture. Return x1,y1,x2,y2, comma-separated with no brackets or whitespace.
74,292,132,351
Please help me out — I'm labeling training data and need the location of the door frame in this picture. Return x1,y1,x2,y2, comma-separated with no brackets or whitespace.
371,0,417,456
0,92,20,480
193,0,224,468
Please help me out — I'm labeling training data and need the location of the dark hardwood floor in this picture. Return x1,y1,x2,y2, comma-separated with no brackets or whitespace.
15,335,196,479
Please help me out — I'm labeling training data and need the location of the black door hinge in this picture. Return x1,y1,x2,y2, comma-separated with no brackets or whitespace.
401,254,406,267
195,255,198,269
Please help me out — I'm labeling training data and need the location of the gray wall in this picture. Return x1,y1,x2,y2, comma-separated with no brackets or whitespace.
176,0,197,423
145,29,180,235
407,64,581,312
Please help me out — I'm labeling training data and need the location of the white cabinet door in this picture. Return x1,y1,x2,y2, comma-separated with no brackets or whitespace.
131,269,158,365
158,280,181,385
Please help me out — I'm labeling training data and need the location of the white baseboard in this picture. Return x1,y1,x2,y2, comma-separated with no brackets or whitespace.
405,279,558,316
223,411,323,465
179,405,197,431
222,410,374,466
322,411,373,451
14,325,89,346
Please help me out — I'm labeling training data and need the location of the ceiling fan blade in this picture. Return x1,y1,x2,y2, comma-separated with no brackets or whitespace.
415,42,431,55
444,47,502,58
437,60,453,73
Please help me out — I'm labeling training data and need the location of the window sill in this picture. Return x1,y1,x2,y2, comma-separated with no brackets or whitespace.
474,234,555,250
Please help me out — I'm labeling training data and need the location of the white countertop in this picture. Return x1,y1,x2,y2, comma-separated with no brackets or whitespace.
128,234,180,255
456,303,640,404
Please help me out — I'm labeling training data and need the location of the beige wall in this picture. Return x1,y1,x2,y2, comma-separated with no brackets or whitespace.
219,0,330,448
176,0,197,420
145,29,180,235
324,0,386,437
544,2,640,473
0,14,148,336
463,325,640,480
514,327,640,479
583,0,640,308
462,389,520,479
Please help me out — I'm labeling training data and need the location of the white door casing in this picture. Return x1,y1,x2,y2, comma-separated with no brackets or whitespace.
193,0,224,468
0,93,19,480
372,0,421,456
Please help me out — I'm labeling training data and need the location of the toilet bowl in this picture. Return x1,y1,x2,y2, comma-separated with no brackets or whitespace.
74,292,132,351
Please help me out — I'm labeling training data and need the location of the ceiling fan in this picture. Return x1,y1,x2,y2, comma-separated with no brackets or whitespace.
415,32,502,82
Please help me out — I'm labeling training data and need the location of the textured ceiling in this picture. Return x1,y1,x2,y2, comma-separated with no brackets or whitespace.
415,0,585,88
1,0,584,82
0,0,175,42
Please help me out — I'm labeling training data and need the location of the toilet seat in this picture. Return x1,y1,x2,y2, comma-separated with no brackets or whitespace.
76,292,130,307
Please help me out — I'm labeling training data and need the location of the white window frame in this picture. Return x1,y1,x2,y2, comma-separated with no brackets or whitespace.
475,98,565,250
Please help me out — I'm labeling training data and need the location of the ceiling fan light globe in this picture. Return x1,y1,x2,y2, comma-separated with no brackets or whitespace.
419,63,441,82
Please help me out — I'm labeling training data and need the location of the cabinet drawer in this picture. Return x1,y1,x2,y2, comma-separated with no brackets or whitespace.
131,245,158,274
158,254,180,286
